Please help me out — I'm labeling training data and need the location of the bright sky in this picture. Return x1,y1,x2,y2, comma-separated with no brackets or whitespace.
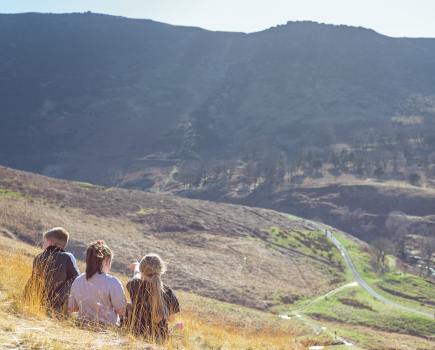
1,0,435,37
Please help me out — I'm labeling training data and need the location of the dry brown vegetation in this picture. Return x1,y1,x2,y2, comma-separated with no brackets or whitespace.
0,166,344,309
1,167,433,349
0,236,317,349
1,237,433,349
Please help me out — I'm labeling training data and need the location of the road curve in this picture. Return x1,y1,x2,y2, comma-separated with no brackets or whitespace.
308,222,433,319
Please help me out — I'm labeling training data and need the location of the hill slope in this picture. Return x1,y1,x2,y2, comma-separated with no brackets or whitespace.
2,12,435,256
0,237,312,350
0,166,346,309
1,187,434,350
1,12,435,187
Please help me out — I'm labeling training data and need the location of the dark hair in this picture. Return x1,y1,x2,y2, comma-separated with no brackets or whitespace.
86,240,112,280
43,227,70,249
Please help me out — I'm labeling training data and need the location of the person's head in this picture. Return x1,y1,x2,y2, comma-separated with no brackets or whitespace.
139,253,166,280
42,227,70,250
139,254,168,326
85,240,113,280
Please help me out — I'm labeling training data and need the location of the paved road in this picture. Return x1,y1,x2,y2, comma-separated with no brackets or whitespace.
308,222,434,319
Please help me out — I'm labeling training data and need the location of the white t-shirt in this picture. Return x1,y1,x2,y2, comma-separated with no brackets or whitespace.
68,272,126,325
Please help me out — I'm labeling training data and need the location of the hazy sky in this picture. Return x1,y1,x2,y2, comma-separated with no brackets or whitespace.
1,0,435,37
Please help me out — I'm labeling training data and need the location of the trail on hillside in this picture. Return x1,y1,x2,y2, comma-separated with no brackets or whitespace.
307,222,434,319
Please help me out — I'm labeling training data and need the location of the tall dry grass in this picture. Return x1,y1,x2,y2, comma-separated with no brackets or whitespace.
0,238,306,349
0,249,48,319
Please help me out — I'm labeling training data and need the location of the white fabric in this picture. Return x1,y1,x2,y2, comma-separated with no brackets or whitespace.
69,272,126,325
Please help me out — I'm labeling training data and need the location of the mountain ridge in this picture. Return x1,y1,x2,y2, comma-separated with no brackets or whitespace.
1,12,435,256
0,12,392,37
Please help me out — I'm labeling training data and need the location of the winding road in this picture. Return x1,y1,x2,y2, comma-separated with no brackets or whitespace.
310,222,434,319
280,221,433,348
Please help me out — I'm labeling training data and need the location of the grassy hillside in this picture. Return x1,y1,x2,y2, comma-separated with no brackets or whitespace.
2,12,435,276
332,230,435,313
302,286,435,350
0,236,320,350
258,178,435,242
191,175,435,271
1,235,434,349
0,166,434,349
0,166,346,309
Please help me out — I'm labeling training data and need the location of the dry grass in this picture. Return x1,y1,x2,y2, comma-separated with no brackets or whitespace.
299,172,435,191
0,165,342,309
0,237,312,349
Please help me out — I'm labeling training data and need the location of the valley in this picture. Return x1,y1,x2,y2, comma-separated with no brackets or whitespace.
0,11,434,349
0,166,434,349
1,12,434,273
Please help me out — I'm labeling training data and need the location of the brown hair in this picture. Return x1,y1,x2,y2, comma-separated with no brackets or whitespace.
139,254,168,330
86,240,112,280
43,227,70,249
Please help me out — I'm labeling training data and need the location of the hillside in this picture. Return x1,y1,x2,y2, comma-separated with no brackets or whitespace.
0,13,435,180
1,167,434,349
0,12,434,188
1,12,435,255
0,236,314,350
190,176,435,264
0,165,347,309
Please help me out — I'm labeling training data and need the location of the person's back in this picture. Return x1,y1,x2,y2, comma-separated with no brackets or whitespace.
68,241,126,326
127,278,179,339
126,254,180,342
69,272,126,325
26,227,80,313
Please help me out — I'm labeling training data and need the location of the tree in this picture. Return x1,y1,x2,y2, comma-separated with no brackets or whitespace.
408,172,421,186
385,211,410,260
374,164,385,177
371,238,393,273
420,237,435,276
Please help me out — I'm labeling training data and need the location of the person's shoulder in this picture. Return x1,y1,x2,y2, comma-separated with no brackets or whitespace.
105,274,123,286
126,277,142,290
75,272,86,280
163,284,180,312
163,284,176,295
59,251,76,261
63,251,79,266
72,273,86,286
61,251,76,258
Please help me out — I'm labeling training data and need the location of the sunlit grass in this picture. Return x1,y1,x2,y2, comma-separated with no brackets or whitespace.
0,188,25,200
0,237,309,349
304,286,435,338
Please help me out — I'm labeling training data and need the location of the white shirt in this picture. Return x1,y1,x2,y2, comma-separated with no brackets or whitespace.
68,272,126,325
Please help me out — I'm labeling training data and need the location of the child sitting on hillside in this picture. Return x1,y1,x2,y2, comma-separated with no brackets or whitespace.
125,254,180,343
68,240,127,326
25,227,80,314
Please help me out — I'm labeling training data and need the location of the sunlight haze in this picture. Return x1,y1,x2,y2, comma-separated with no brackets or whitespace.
1,0,435,37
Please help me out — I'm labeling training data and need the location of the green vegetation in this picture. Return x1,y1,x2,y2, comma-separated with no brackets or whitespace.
0,188,24,200
287,214,300,221
136,207,156,216
326,324,434,350
334,231,435,313
78,182,101,190
268,227,344,271
304,286,435,338
377,274,435,311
